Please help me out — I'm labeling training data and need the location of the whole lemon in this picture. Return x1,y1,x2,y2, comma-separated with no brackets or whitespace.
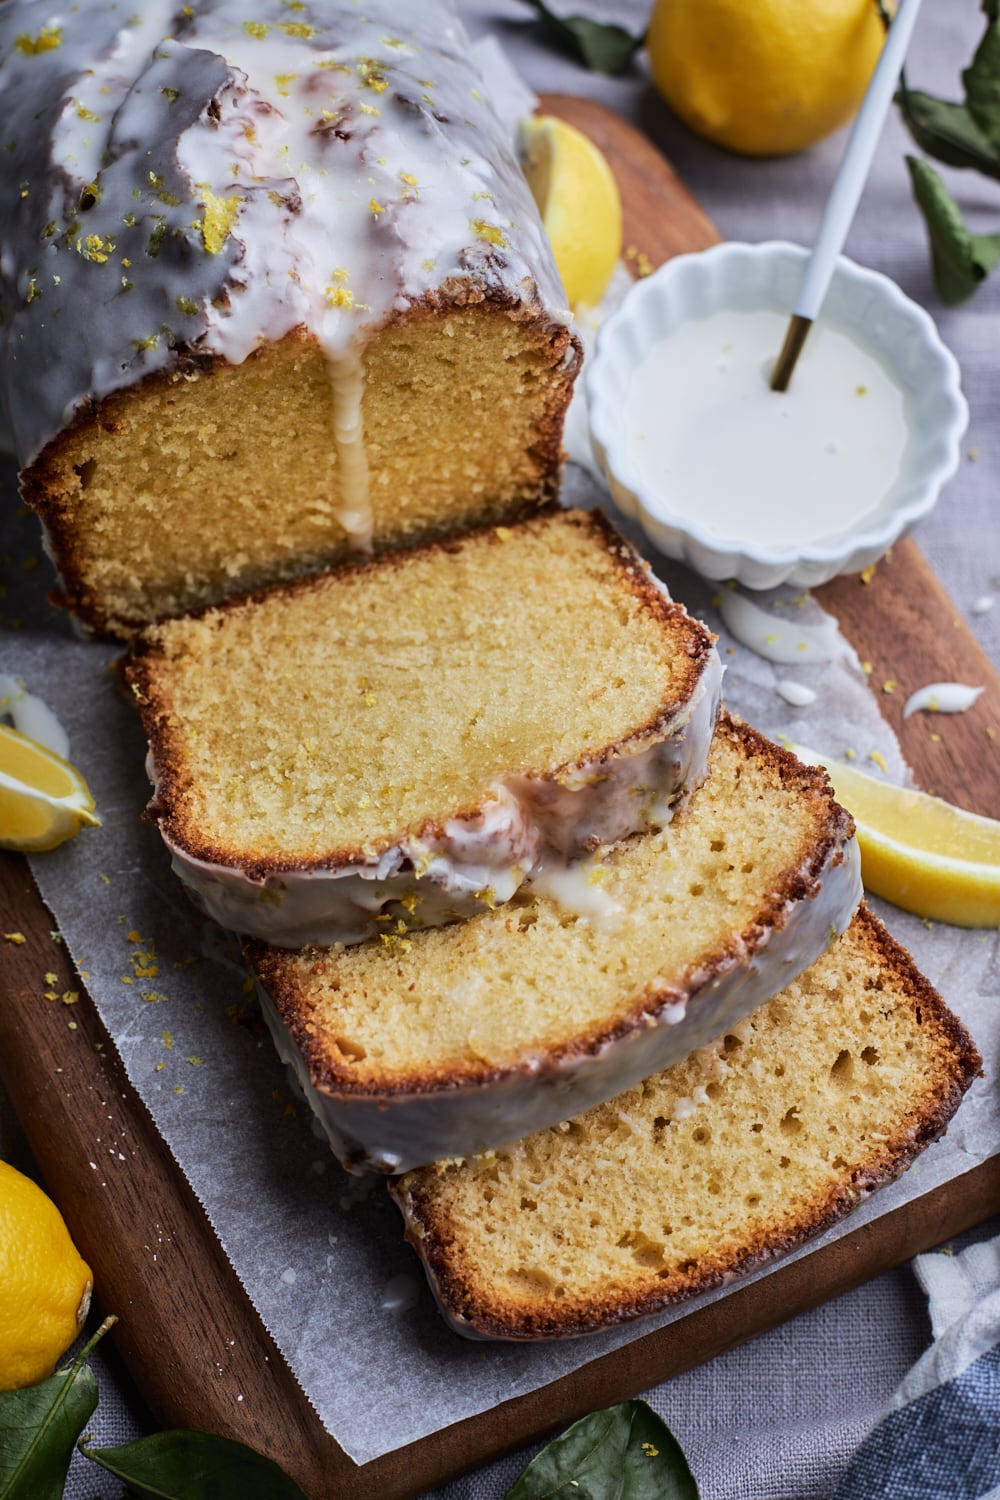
647,0,886,157
0,1160,93,1391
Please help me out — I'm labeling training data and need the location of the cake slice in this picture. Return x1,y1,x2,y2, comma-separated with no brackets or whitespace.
124,509,721,946
245,716,861,1173
390,907,981,1340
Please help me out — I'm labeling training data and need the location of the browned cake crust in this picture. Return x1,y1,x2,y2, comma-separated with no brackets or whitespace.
122,507,718,877
390,907,981,1340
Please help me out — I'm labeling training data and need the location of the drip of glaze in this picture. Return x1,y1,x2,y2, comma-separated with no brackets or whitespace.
719,590,856,667
325,351,372,550
902,682,984,719
380,1273,422,1315
0,675,70,758
776,679,819,708
527,855,623,932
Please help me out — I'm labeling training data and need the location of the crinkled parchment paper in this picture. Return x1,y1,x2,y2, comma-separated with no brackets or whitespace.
0,450,995,1466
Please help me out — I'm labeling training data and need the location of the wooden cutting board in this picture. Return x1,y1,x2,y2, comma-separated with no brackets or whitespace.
1,95,998,1499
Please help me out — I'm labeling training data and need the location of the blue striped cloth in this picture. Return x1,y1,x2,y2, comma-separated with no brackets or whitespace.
833,1236,1000,1499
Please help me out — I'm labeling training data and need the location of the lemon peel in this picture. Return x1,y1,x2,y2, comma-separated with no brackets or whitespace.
521,114,621,309
0,1160,93,1391
792,744,1000,928
647,0,885,157
0,724,100,852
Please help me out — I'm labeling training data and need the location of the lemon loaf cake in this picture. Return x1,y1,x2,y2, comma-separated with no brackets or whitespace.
391,906,980,1340
0,1,579,637
124,509,722,947
245,717,861,1173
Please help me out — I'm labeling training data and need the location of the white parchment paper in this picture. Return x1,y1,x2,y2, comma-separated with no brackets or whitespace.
0,449,996,1467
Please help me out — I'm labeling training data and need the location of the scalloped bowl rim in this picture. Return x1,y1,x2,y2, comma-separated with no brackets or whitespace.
586,240,969,573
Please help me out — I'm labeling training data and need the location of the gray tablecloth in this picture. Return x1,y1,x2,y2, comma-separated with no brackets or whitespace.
2,3,998,1496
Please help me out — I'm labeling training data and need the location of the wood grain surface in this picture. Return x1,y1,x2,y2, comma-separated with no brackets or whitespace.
0,95,997,1500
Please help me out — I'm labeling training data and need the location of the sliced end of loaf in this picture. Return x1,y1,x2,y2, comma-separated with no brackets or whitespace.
391,907,981,1340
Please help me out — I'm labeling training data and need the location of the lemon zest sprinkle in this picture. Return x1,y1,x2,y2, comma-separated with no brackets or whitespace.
15,25,62,54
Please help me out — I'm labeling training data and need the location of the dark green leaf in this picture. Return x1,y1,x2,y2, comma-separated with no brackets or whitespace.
963,1,1000,155
504,1400,699,1500
906,155,1000,304
80,1430,310,1500
519,1,644,75
895,83,1000,180
0,1354,98,1500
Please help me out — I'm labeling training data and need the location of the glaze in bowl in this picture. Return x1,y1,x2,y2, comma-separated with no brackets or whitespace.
586,240,969,590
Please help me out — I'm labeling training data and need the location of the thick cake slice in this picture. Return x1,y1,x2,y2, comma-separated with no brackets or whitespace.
125,509,721,946
1,0,578,636
246,716,861,1173
391,907,981,1341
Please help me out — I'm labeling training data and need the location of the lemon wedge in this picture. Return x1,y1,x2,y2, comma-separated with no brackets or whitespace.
521,115,622,310
792,744,1000,928
0,723,100,852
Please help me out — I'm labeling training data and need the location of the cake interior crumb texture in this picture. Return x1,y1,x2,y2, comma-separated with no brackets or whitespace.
126,509,708,867
32,310,575,634
393,908,980,1340
255,718,848,1087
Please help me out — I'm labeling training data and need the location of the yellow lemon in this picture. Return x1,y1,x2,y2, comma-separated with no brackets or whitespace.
647,0,886,157
0,723,100,852
793,745,1000,928
521,114,622,309
0,1160,93,1391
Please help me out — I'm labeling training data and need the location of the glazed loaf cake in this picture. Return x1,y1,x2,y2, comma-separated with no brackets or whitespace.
246,716,861,1173
124,509,722,946
0,0,579,636
391,906,981,1340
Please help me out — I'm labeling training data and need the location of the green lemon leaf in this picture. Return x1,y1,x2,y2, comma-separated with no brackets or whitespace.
906,154,1000,304
0,1349,98,1500
79,1430,309,1500
519,1,644,75
504,1400,699,1499
963,0,1000,155
896,83,1000,180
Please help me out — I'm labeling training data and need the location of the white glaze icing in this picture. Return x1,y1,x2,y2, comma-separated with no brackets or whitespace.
256,825,862,1175
902,682,984,720
525,856,623,934
379,1273,422,1315
625,309,909,548
0,0,570,530
0,674,70,758
775,679,818,709
160,648,723,945
719,589,858,667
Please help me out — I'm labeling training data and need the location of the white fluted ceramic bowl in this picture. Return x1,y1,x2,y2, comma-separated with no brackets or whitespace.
586,241,968,590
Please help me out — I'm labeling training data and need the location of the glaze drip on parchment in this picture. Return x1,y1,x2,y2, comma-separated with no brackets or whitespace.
0,0,569,542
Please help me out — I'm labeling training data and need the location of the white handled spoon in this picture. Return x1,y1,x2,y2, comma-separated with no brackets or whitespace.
770,0,926,392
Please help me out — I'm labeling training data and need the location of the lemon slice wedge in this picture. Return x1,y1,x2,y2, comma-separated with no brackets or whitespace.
0,723,100,852
791,743,1000,928
521,114,622,310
